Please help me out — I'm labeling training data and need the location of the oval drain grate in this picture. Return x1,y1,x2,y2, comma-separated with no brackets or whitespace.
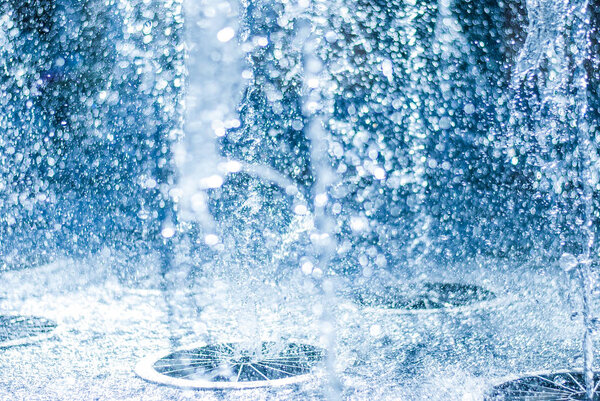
353,282,496,311
0,315,57,347
136,342,325,389
487,371,600,400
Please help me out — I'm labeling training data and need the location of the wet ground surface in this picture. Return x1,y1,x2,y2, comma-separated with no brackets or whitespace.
0,253,591,400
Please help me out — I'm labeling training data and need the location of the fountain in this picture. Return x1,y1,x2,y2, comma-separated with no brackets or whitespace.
0,0,599,400
485,0,599,400
135,342,325,389
0,315,57,348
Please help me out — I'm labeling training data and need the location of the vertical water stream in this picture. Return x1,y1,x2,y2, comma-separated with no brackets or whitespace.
572,1,594,397
513,0,595,397
302,0,341,397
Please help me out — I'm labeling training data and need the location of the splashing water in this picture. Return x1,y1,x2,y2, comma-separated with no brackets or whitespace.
1,0,600,399
177,0,242,227
513,0,596,398
301,0,341,397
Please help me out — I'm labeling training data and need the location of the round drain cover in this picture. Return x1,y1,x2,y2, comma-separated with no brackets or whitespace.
487,371,600,400
0,315,57,347
353,282,496,311
136,342,325,389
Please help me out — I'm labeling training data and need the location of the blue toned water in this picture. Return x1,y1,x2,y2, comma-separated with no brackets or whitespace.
0,0,599,400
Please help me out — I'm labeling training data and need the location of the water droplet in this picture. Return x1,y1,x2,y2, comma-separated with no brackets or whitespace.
560,253,579,272
217,27,235,43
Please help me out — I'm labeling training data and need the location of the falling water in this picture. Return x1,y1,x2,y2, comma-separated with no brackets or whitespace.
572,2,595,398
2,0,600,399
178,0,242,227
512,0,596,398
301,0,341,397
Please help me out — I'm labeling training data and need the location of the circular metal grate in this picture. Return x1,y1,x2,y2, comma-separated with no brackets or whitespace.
0,315,57,347
353,282,496,311
487,371,600,400
136,342,325,389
